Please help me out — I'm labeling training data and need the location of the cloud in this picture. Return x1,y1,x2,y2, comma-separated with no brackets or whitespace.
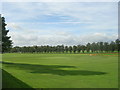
34,21,94,24
7,23,23,30
3,2,117,23
80,33,118,44
8,31,118,46
3,2,118,46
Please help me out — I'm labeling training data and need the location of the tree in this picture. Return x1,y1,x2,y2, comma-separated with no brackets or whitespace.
61,45,65,53
2,17,12,53
86,43,91,53
0,16,2,53
95,42,100,53
104,42,109,52
109,41,116,52
91,42,96,53
115,39,120,52
99,42,104,52
68,46,72,53
73,45,77,53
77,45,81,53
65,46,69,53
81,45,86,53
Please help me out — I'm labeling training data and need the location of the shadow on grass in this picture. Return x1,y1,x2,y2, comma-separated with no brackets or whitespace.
2,61,107,76
2,69,34,89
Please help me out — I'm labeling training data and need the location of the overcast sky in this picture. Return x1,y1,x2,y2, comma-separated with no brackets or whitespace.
2,2,118,46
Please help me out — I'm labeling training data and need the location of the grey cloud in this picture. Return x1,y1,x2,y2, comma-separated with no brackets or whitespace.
8,31,117,46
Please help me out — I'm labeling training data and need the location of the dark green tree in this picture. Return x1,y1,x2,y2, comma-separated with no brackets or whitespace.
0,16,2,53
2,17,12,53
81,45,86,53
68,46,72,53
109,41,116,52
77,45,81,53
65,46,69,53
61,45,65,53
104,42,109,52
115,39,120,52
99,42,104,52
73,45,77,53
86,43,91,53
91,42,96,53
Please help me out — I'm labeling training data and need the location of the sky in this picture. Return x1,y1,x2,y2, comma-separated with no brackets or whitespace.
2,2,118,46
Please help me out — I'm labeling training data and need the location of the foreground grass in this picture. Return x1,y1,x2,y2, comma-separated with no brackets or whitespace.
2,69,34,89
2,53,118,88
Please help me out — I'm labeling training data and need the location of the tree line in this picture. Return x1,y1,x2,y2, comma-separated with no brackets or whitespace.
11,39,120,53
1,16,120,53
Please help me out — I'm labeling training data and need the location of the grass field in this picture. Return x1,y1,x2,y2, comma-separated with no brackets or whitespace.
2,53,118,88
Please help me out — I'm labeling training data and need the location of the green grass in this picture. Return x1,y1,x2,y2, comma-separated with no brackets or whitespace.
2,69,34,89
2,53,118,88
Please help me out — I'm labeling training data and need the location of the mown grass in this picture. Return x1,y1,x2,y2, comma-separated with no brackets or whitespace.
2,69,34,89
2,53,118,88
